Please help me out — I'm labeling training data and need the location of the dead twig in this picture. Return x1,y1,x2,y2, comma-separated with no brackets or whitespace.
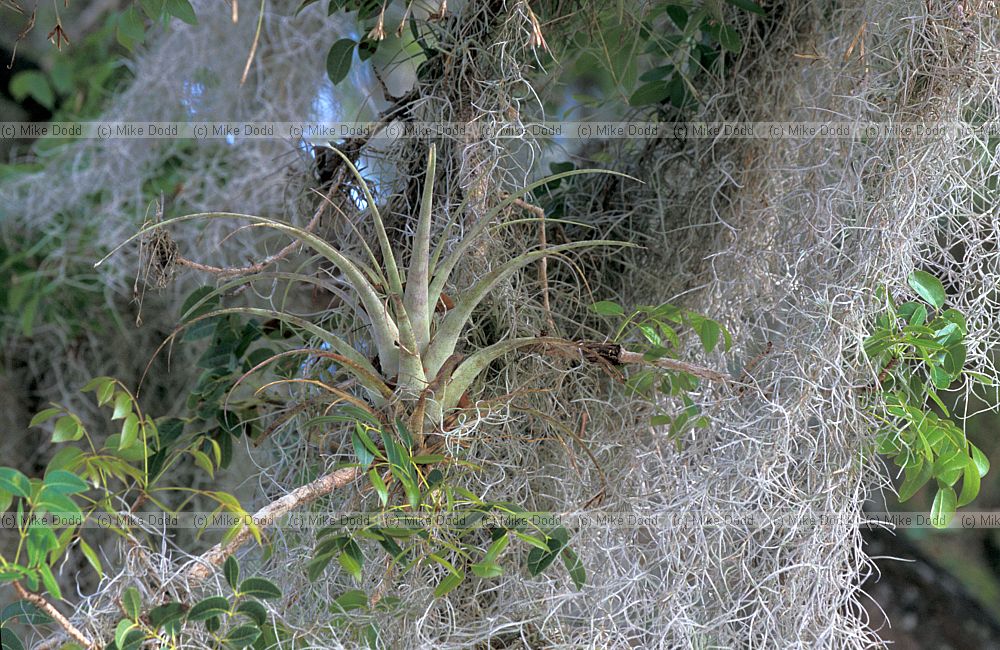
532,338,734,384
510,197,557,334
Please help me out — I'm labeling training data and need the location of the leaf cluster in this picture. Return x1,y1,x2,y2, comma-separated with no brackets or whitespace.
864,271,991,527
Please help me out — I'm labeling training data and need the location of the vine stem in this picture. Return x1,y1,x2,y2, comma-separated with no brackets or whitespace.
13,581,96,650
185,467,361,583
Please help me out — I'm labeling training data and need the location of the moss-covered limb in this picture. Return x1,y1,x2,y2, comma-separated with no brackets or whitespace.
184,466,362,584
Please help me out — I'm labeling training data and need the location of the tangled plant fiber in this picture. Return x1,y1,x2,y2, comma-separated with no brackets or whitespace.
9,1,1000,649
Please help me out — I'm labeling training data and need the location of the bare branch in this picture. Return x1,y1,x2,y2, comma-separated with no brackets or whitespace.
184,467,361,583
13,582,96,650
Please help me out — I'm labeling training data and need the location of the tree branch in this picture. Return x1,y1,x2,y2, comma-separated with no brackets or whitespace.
615,348,733,384
184,467,361,583
13,581,96,650
533,338,734,384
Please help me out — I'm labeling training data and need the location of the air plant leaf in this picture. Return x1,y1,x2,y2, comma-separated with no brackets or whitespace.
403,144,436,353
179,307,386,399
427,168,637,312
324,148,404,298
440,337,543,413
98,212,401,379
424,241,632,379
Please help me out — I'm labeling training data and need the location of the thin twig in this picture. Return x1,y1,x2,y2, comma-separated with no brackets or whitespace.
510,197,556,333
13,581,96,650
240,0,265,85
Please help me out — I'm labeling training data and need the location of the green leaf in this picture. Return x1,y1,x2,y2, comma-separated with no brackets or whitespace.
330,589,369,613
970,444,990,477
121,629,145,650
403,478,421,510
650,414,672,427
225,625,262,648
395,419,414,451
97,380,116,406
47,447,83,474
112,393,132,420
907,270,946,309
929,365,951,390
148,602,185,635
295,0,321,16
368,469,388,506
221,555,240,591
411,455,445,464
114,619,136,650
930,485,957,528
943,342,967,377
337,405,383,428
898,302,928,327
0,627,24,650
1,600,51,625
0,468,31,498
52,416,82,443
433,570,465,598
42,470,88,495
305,552,336,582
933,322,962,346
9,71,54,110
527,547,561,576
352,424,375,469
526,527,570,576
139,0,165,20
186,596,230,621
716,23,742,53
29,408,62,428
351,425,383,461
561,547,586,589
637,323,661,346
933,447,968,486
511,530,550,551
724,0,766,15
119,413,140,450
163,0,198,24
338,551,363,582
484,533,510,563
239,577,282,600
79,538,103,577
629,80,671,106
82,375,113,393
38,564,62,600
116,6,146,50
326,38,356,85
940,308,968,332
36,491,81,518
470,562,504,578
122,587,142,621
236,600,268,626
957,457,981,507
693,317,722,354
190,449,214,478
